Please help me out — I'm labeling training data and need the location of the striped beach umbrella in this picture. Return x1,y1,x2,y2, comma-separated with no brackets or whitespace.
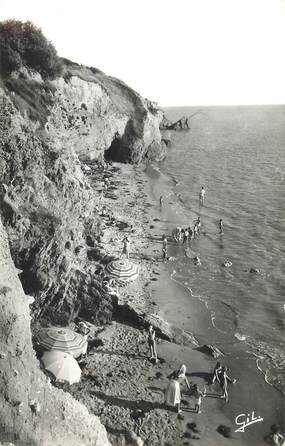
41,351,81,384
105,259,140,282
36,327,87,358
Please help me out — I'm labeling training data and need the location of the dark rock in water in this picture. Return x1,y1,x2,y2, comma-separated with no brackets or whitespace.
161,136,171,147
150,225,155,229
250,267,260,274
160,115,190,130
217,425,232,438
196,344,224,358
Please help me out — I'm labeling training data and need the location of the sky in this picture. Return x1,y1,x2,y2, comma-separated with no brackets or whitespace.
1,0,285,106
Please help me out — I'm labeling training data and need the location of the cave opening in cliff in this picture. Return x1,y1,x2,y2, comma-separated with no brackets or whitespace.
104,137,131,163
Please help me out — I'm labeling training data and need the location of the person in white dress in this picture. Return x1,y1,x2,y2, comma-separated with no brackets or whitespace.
165,364,190,413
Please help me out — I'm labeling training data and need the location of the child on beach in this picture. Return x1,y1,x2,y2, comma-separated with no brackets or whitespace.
192,384,206,414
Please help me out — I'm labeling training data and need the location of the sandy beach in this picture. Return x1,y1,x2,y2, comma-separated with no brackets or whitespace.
53,160,284,446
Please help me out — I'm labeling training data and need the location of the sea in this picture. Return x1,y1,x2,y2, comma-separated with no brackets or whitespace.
147,105,285,396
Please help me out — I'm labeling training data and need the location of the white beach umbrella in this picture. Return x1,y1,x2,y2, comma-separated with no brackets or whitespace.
41,351,81,384
105,259,140,282
35,327,87,358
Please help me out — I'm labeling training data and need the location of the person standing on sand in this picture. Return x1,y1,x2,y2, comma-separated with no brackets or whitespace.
219,366,236,402
199,186,205,204
147,325,158,363
162,235,168,262
219,218,224,234
192,384,206,414
165,364,190,413
78,321,91,360
210,361,222,384
121,236,130,259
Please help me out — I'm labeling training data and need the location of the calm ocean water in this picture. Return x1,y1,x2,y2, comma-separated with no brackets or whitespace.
155,105,285,393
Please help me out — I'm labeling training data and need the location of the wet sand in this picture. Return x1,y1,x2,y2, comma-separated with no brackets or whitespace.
61,161,283,446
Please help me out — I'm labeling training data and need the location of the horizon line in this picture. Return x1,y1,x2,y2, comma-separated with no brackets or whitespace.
160,103,285,108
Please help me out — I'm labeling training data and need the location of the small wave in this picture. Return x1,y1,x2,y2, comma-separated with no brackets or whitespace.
234,332,248,341
245,339,285,395
170,269,227,334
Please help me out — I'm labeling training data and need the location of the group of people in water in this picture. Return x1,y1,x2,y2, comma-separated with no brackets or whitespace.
160,186,224,265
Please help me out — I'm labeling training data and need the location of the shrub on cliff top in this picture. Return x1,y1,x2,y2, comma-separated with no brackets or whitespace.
0,19,62,78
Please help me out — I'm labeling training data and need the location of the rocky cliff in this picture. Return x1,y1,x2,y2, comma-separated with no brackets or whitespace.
0,58,165,445
0,59,165,324
0,219,110,446
4,60,165,163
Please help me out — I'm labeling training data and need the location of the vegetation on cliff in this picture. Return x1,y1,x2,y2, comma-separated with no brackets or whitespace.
0,19,62,78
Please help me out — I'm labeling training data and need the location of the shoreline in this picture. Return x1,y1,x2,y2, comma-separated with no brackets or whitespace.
59,160,282,445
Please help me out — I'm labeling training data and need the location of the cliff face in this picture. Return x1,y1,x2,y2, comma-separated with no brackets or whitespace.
0,219,110,446
0,88,113,326
0,60,165,325
0,60,165,444
5,60,165,163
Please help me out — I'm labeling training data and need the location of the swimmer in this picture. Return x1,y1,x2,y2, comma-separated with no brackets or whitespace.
183,227,189,245
193,256,201,266
222,259,232,267
193,217,201,237
219,218,224,234
172,226,182,244
162,235,168,261
199,186,205,205
188,226,193,241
